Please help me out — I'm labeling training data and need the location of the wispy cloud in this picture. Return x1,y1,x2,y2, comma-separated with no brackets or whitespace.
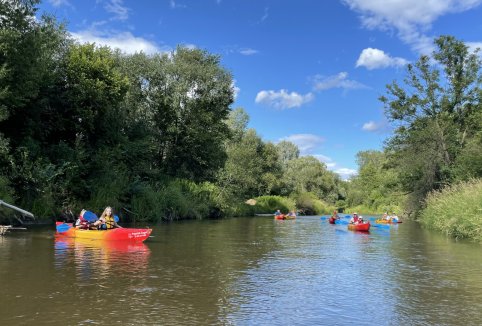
312,72,368,91
334,167,357,180
71,30,168,54
260,7,269,22
170,0,187,9
239,48,259,56
312,154,358,180
361,118,391,133
104,0,130,21
255,89,314,109
48,0,71,7
356,48,408,70
342,0,482,54
224,45,259,56
280,134,324,155
231,80,240,99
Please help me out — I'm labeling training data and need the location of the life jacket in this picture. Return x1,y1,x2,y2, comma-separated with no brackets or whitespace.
353,215,359,223
104,215,115,229
75,216,90,229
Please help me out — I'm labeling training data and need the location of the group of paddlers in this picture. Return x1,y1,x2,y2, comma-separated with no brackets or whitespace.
75,206,122,230
274,209,297,218
330,210,399,224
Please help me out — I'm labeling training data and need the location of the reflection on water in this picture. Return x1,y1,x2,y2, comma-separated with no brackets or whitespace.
54,237,151,282
1,218,482,325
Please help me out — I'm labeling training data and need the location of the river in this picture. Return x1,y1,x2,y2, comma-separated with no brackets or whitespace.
1,216,482,325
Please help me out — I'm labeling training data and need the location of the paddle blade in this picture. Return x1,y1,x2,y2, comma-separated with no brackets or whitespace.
83,211,98,222
373,224,390,229
114,215,119,222
56,223,72,233
336,219,349,225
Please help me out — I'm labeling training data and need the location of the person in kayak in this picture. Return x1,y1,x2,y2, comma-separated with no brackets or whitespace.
331,210,339,220
390,212,399,222
93,206,122,230
287,210,297,218
274,209,282,217
350,212,360,224
75,209,90,229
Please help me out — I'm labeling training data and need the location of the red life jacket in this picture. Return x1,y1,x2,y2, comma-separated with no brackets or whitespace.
76,215,90,229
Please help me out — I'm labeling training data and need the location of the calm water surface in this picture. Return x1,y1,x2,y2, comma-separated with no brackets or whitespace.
1,216,482,325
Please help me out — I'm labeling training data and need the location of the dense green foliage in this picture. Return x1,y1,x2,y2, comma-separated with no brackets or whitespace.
379,36,482,216
0,1,346,222
419,179,482,241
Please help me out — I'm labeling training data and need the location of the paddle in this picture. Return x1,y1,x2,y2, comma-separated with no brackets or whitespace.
335,219,349,225
56,222,72,233
372,223,390,229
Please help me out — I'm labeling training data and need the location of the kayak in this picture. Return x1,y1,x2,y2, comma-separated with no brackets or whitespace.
375,219,402,224
348,222,370,232
274,214,296,220
328,217,336,224
55,222,152,242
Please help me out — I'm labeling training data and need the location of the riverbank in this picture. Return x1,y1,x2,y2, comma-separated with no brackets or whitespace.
419,179,482,241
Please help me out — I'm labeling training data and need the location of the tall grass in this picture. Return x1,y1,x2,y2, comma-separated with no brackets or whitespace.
254,195,296,214
419,179,482,241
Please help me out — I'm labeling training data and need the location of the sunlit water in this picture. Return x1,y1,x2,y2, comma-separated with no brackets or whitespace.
1,216,482,325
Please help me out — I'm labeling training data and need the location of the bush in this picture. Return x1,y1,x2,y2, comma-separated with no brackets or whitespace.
290,192,335,215
254,195,296,214
419,179,482,241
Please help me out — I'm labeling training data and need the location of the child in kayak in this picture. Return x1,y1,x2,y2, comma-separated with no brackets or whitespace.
75,209,90,229
92,206,122,230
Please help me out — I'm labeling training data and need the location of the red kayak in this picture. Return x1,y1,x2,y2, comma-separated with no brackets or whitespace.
328,217,336,224
348,222,370,232
56,222,152,242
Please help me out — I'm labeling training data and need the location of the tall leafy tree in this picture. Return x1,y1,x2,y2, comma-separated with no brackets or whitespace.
380,36,482,213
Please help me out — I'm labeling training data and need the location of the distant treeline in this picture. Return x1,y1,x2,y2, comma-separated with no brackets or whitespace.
0,0,345,222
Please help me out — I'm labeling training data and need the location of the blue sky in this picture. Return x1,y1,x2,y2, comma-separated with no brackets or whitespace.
39,0,482,179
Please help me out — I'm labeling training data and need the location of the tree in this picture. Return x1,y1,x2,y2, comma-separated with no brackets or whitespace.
276,140,300,165
380,35,482,213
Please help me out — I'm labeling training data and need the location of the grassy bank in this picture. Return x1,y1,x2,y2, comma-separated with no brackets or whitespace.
419,179,482,241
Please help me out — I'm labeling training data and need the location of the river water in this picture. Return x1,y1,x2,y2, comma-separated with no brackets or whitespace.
1,216,482,325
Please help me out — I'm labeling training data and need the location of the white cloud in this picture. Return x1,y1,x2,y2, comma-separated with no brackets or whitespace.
312,154,357,179
467,42,482,54
170,0,187,9
280,134,324,155
104,0,129,21
48,0,70,7
231,80,240,99
342,0,482,54
71,30,168,55
255,89,314,109
312,72,368,91
260,7,269,22
335,168,358,180
239,48,258,56
361,119,391,133
356,48,408,70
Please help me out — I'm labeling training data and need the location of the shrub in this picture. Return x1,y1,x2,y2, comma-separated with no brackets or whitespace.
419,179,482,241
254,195,296,214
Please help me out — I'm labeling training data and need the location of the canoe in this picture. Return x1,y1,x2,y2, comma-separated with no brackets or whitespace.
55,222,152,242
328,217,336,224
348,222,370,232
